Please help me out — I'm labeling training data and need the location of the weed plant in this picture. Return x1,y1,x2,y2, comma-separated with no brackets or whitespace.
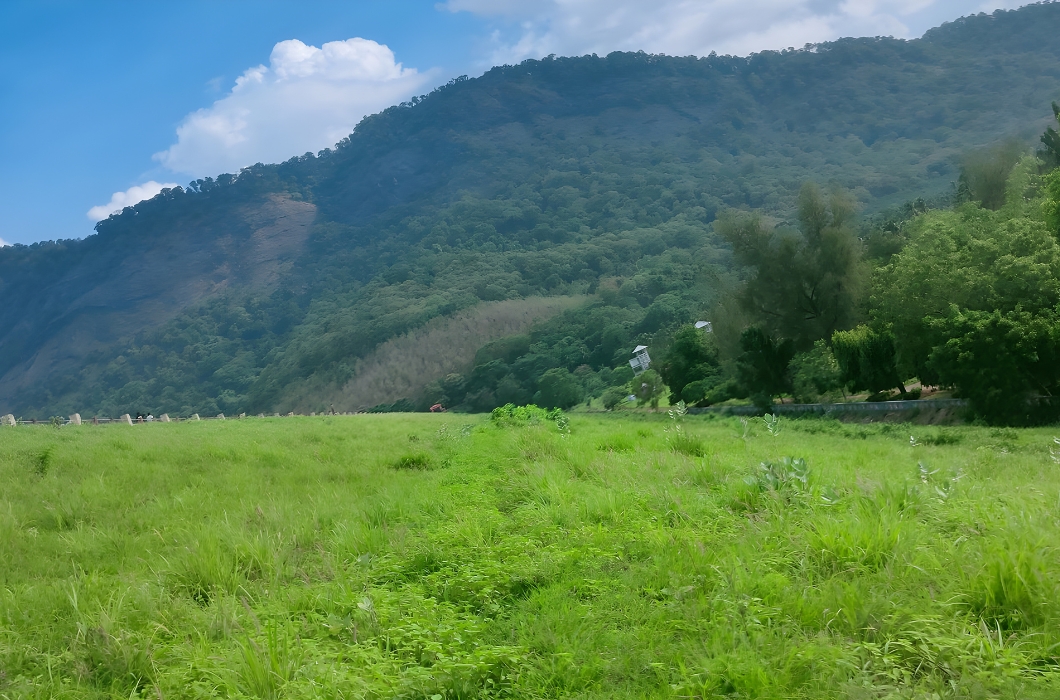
0,414,1058,697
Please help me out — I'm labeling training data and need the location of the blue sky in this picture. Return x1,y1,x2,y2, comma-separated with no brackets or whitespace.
0,0,1030,245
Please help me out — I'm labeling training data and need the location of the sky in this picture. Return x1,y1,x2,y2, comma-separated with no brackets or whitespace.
0,0,1033,246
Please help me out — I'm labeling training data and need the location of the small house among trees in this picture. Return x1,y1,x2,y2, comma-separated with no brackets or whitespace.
629,346,651,376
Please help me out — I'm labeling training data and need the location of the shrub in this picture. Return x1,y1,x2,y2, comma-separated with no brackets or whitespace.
747,457,809,493
601,386,628,410
491,403,569,434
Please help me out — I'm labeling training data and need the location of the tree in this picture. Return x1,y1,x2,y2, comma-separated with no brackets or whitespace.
789,340,843,403
717,183,864,352
424,373,467,409
659,324,722,405
601,386,628,410
927,308,1060,425
534,368,584,410
1040,101,1060,168
632,369,666,410
573,364,604,403
735,327,795,407
872,169,1060,384
831,325,905,397
1044,168,1060,234
956,139,1024,210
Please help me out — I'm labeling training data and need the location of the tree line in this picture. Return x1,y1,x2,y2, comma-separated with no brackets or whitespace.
615,105,1060,425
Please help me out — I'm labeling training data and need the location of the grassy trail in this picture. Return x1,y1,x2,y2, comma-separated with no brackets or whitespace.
1,414,1058,698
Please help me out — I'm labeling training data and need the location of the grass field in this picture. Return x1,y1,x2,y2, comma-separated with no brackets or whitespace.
1,412,1058,699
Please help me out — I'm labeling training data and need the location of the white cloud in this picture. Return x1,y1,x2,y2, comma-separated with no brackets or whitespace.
87,181,180,222
0,237,10,247
445,0,1031,63
154,38,430,178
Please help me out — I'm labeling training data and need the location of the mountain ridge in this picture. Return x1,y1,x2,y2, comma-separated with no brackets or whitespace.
3,3,1060,415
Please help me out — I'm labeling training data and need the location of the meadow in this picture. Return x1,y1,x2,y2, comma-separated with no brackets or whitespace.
0,411,1058,699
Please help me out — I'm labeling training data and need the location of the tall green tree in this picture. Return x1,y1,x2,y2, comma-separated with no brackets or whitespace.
1040,101,1060,167
632,369,666,410
535,368,584,410
956,139,1024,210
658,324,722,405
873,161,1060,384
1044,168,1060,234
735,327,795,408
928,308,1060,425
717,183,864,352
831,325,906,397
789,340,843,403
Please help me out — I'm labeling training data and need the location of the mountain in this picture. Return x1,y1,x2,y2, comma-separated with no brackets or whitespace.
3,4,1060,416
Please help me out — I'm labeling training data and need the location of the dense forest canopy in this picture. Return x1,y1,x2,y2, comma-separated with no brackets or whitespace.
3,4,1060,418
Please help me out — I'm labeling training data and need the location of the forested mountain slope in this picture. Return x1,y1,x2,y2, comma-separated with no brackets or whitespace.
3,4,1060,416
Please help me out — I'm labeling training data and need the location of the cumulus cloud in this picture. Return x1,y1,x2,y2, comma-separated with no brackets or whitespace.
87,181,180,222
154,38,430,178
444,0,1028,63
0,237,10,247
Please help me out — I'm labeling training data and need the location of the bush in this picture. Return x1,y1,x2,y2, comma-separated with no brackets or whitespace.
601,387,628,410
490,404,568,435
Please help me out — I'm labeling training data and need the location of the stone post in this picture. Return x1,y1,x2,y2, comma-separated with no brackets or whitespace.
69,413,82,426
1,414,15,426
120,414,133,425
160,414,170,422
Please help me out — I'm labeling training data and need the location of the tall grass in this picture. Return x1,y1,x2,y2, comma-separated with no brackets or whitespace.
0,414,1058,697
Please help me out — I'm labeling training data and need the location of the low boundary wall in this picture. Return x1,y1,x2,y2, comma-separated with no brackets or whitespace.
687,398,968,416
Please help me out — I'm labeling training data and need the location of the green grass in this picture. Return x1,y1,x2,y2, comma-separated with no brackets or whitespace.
1,414,1059,698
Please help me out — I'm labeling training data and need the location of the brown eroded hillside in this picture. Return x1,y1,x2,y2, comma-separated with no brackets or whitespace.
0,195,315,408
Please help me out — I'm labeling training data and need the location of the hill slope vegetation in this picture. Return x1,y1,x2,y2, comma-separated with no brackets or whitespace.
3,4,1060,416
